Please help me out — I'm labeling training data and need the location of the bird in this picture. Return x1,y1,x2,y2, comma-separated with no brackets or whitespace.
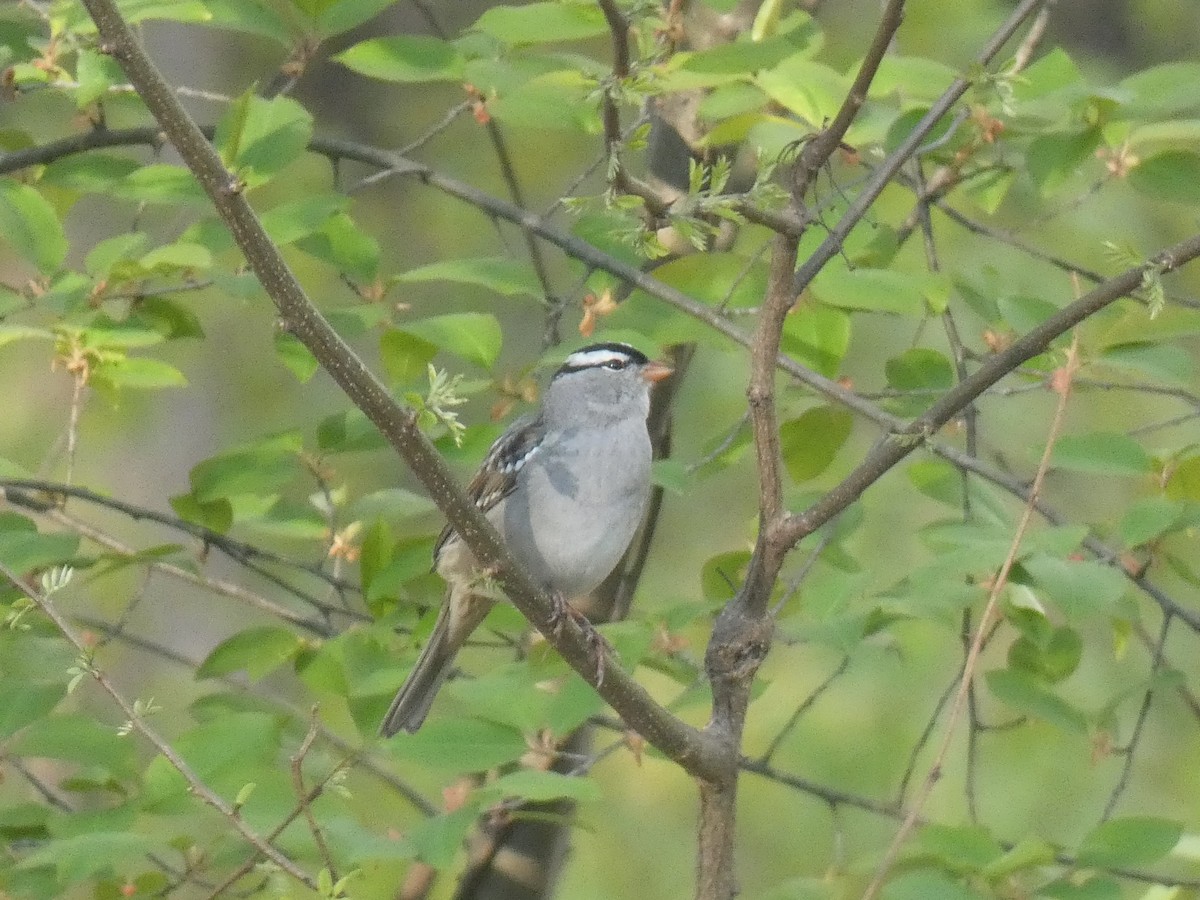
379,342,673,736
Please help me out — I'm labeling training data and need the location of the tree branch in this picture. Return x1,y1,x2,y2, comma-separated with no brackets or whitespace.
78,0,718,780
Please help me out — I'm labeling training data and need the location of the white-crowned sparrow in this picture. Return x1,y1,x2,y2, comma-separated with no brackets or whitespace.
380,342,673,736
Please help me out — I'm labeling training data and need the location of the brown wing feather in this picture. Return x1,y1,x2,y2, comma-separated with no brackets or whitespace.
433,414,545,561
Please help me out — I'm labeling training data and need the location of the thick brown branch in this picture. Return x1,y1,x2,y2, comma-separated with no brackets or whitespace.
79,0,718,780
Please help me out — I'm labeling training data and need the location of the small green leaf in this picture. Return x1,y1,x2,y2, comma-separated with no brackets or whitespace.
1026,128,1101,194
396,256,542,300
274,332,319,382
1019,554,1126,620
92,357,188,390
914,824,1003,872
197,627,303,681
296,212,380,280
1119,62,1200,118
260,194,350,246
473,2,608,45
1077,816,1182,868
215,94,313,185
0,181,67,274
380,330,439,386
169,492,233,533
1050,432,1150,475
188,432,303,502
985,668,1088,733
401,313,503,369
1119,497,1187,547
115,164,207,204
316,0,398,36
0,325,54,350
0,529,80,573
781,304,851,377
334,35,466,83
812,266,947,317
409,808,478,868
780,406,853,482
17,832,156,885
138,241,212,273
885,348,954,391
385,717,527,771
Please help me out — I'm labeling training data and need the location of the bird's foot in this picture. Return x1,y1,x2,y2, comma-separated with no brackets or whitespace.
547,593,611,687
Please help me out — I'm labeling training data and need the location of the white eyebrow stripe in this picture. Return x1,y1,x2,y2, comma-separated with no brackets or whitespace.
563,348,631,368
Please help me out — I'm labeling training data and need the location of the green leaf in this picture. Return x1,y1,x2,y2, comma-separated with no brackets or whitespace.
139,241,213,273
401,313,503,369
197,627,303,681
260,194,349,245
1119,497,1188,547
984,668,1088,733
296,212,380,279
408,808,478,868
348,488,438,524
1077,816,1182,868
869,56,960,104
781,406,853,482
202,0,293,44
0,682,65,739
169,492,233,533
1128,150,1200,204
316,0,397,35
1026,128,1101,194
92,357,188,390
380,330,439,386
216,94,314,186
812,266,947,317
187,432,303,502
914,824,1003,872
1119,62,1200,118
9,714,136,778
885,348,954,391
473,2,608,45
1165,455,1200,502
0,325,54,350
1050,432,1150,475
1099,341,1194,384
781,304,851,377
0,180,67,274
114,164,207,204
274,331,319,382
0,529,80,573
384,717,527,771
1019,554,1126,621
397,256,542,300
74,47,124,107
17,831,157,885
755,56,847,125
334,35,466,83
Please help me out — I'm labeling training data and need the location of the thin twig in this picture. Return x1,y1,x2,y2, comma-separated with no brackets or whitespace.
0,562,318,891
860,331,1082,900
291,709,337,880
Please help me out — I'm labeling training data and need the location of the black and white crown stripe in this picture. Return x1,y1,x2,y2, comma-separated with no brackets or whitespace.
552,342,649,378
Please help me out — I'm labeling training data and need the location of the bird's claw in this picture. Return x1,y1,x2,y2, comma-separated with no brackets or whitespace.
547,593,610,687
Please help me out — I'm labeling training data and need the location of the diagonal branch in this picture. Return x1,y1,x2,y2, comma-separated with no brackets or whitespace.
79,0,718,780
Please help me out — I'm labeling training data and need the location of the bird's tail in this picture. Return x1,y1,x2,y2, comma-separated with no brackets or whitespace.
379,592,493,736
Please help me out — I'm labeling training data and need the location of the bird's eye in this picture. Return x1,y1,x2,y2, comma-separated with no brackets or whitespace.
604,359,625,370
